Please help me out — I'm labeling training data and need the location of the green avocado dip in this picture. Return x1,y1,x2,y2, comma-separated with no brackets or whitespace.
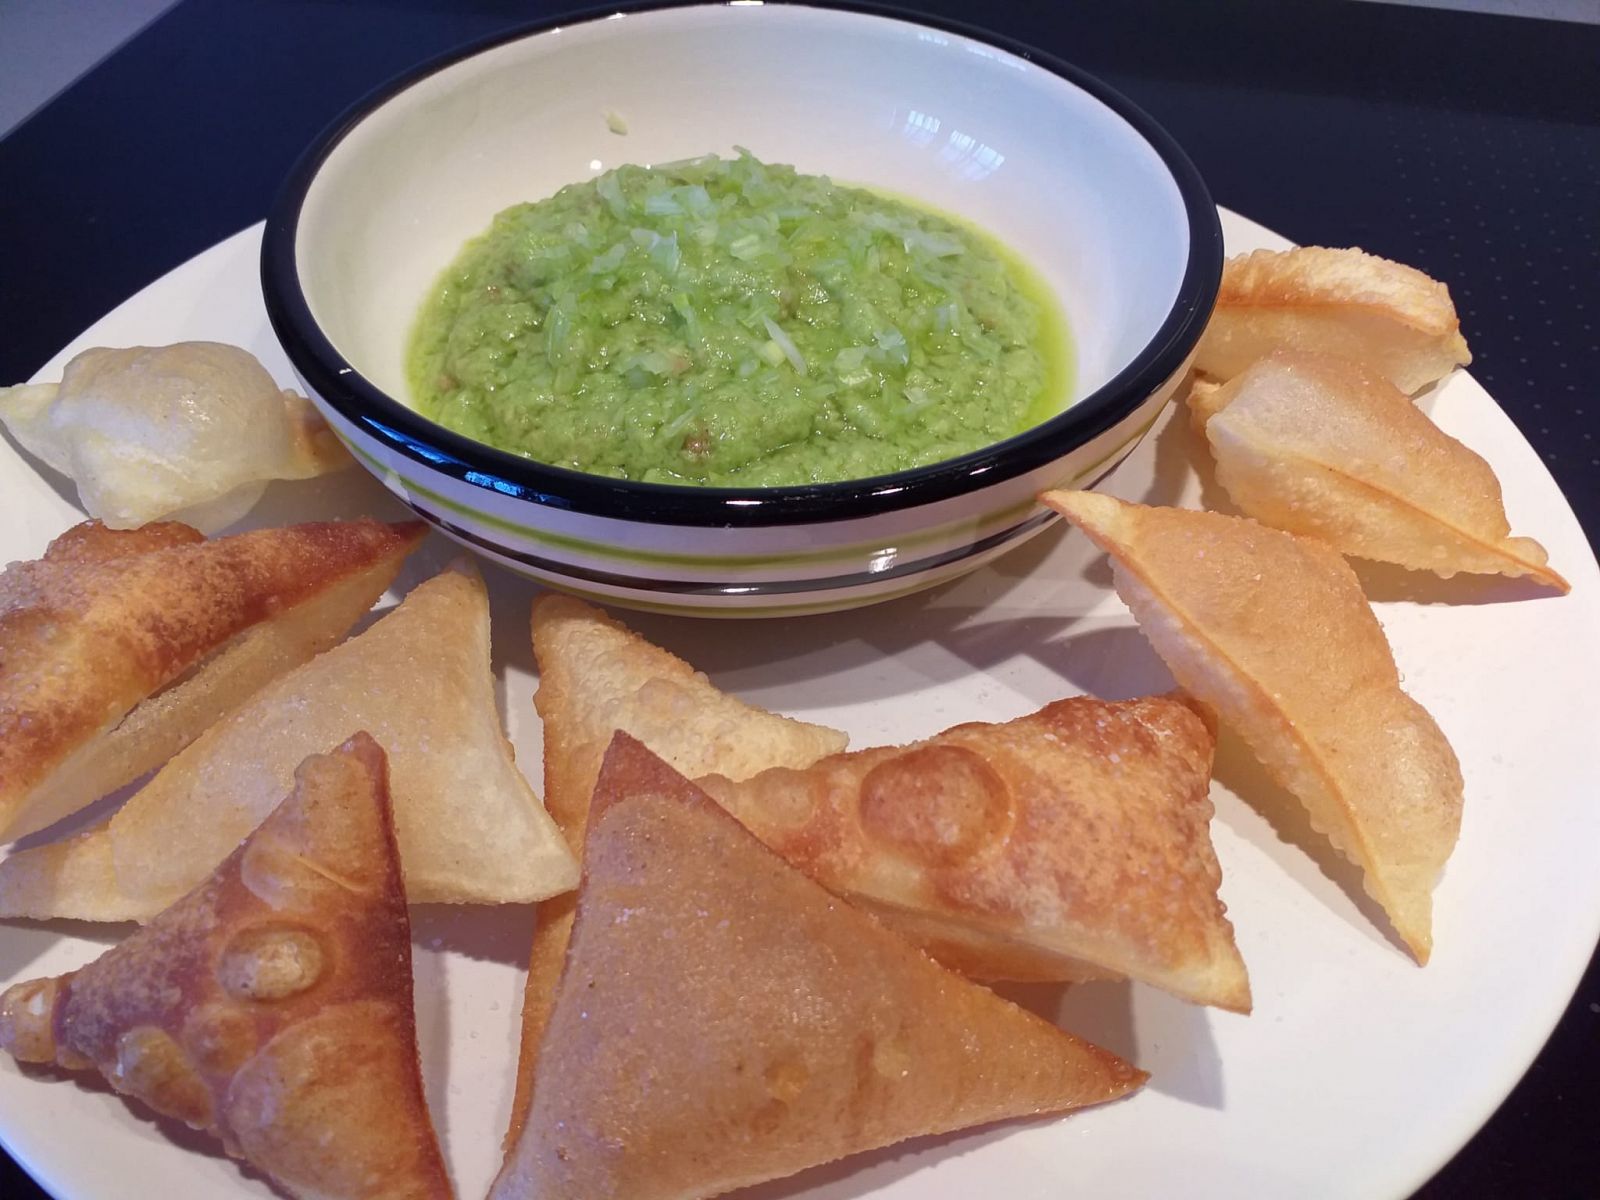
407,152,1070,486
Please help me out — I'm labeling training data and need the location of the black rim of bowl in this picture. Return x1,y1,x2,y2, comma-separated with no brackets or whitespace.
261,0,1223,529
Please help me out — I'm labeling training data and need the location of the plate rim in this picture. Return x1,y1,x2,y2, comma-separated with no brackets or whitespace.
3,208,1599,1200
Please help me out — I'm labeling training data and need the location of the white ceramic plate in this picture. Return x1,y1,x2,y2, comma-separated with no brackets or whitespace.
2,212,1597,1200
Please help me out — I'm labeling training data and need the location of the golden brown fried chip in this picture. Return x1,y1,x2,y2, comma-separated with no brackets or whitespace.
0,734,454,1200
504,593,848,1146
0,564,577,920
0,518,423,841
1194,247,1471,394
700,694,1250,1012
491,733,1143,1200
1042,490,1463,963
1189,350,1567,590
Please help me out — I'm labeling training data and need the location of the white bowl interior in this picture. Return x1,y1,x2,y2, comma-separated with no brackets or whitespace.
296,4,1191,419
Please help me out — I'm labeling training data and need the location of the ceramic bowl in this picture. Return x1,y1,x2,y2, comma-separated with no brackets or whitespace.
262,1,1221,616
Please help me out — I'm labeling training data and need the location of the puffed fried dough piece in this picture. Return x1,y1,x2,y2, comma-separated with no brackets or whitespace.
0,517,423,841
531,593,850,843
492,734,1143,1200
1043,491,1463,962
699,695,1249,1012
504,593,849,1147
1194,247,1471,394
0,564,578,920
1189,351,1567,590
0,343,351,534
0,735,454,1200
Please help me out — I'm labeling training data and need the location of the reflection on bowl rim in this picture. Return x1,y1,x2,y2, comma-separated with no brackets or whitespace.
260,0,1222,529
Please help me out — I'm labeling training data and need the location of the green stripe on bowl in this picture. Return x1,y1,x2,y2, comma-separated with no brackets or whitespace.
343,412,1154,570
519,559,1005,617
348,441,1033,567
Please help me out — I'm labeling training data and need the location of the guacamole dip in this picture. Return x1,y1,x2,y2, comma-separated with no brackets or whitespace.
408,153,1069,486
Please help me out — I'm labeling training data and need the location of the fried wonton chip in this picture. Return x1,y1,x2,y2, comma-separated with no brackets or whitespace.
0,564,577,920
0,734,454,1200
1042,491,1463,963
1189,351,1567,590
1194,247,1471,394
505,593,848,1144
492,734,1143,1200
532,593,851,840
0,517,423,842
699,695,1249,1011
1,343,350,533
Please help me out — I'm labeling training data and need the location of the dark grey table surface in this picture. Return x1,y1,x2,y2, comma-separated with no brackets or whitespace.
0,1,1595,1197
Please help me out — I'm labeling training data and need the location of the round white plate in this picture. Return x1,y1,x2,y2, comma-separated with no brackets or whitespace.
2,212,1597,1200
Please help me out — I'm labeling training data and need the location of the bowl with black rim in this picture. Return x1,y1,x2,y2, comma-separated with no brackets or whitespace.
261,0,1220,617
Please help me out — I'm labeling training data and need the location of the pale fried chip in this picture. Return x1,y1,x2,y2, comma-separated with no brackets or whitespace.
0,564,577,920
1043,490,1463,962
0,343,350,533
531,592,850,843
1194,247,1471,394
1190,350,1566,590
491,733,1143,1200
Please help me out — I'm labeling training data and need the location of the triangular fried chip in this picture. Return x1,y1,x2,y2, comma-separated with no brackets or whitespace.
699,694,1250,1012
0,734,454,1200
0,564,577,919
1042,491,1463,962
0,517,423,841
532,593,850,841
504,593,849,1146
1,342,351,533
1194,246,1471,394
1189,350,1567,590
492,733,1143,1200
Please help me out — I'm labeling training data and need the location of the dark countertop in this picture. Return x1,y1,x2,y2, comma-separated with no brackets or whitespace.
1,1,1595,1196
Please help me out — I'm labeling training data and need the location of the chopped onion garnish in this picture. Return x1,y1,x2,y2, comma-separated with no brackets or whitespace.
544,302,572,365
834,346,868,373
873,327,909,366
761,316,808,374
638,350,677,375
677,184,713,214
596,171,627,218
909,231,965,257
588,242,628,274
859,211,966,257
649,229,681,275
661,407,696,439
671,292,697,327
